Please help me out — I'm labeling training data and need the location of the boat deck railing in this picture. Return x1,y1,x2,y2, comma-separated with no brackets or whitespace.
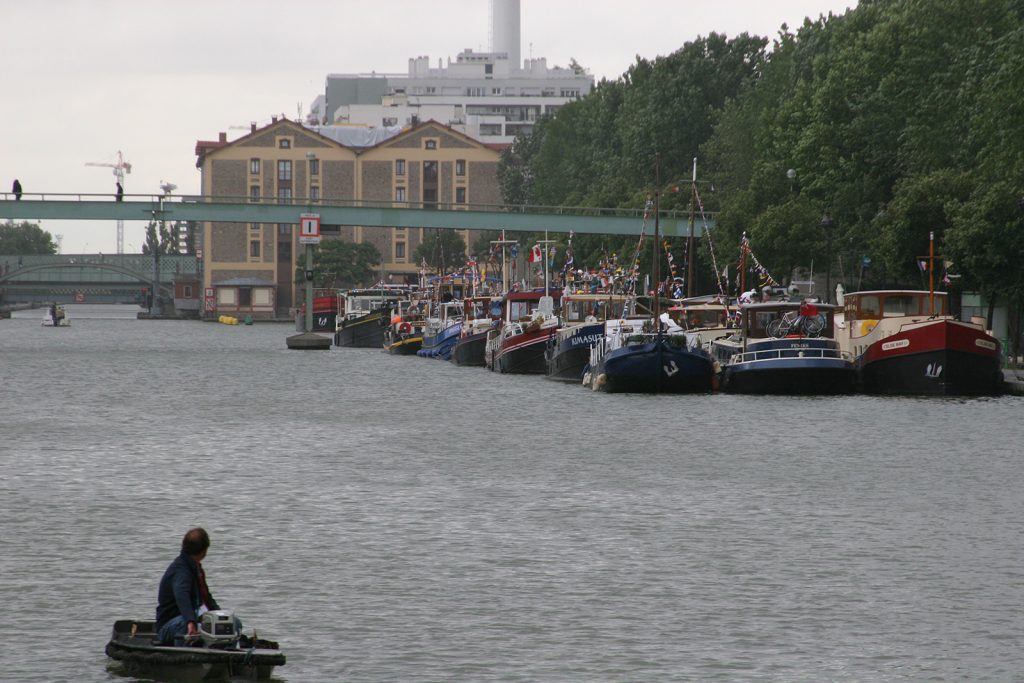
732,347,854,365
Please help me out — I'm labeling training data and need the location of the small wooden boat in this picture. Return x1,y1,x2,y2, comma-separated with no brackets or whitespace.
105,616,285,680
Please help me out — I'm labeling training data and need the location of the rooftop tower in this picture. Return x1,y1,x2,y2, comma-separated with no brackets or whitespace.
490,0,521,70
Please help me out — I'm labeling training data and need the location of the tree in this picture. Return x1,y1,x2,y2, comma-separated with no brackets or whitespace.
412,229,467,273
0,220,57,254
307,239,382,288
141,220,179,255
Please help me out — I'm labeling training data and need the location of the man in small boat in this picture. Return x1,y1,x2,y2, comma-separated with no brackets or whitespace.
156,527,239,645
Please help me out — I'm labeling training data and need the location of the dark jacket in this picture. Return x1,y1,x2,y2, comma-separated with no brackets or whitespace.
155,552,221,630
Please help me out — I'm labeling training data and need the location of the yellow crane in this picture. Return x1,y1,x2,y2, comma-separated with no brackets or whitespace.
85,150,132,254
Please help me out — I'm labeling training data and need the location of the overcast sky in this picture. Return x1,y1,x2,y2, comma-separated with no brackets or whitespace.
2,0,856,253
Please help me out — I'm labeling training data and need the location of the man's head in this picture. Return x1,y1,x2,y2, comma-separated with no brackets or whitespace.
181,527,211,559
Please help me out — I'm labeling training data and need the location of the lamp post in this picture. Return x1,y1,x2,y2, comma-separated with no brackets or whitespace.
820,213,835,304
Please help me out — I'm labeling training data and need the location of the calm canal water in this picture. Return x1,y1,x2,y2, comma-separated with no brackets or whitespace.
2,304,1023,682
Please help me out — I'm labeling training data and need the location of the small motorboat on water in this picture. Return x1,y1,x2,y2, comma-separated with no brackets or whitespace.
105,610,285,680
42,304,70,327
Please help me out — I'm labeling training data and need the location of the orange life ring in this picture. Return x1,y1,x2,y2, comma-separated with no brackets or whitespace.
398,322,412,334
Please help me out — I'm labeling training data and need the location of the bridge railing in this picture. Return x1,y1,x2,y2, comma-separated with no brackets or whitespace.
1,191,694,221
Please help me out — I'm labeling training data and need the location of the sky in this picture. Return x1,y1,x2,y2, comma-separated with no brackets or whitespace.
1,0,856,254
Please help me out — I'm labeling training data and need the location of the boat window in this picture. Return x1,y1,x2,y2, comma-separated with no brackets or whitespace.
858,295,880,318
750,311,780,337
510,301,533,320
564,301,586,322
882,295,919,316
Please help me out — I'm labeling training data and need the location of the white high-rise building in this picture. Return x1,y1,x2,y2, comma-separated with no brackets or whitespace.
310,0,593,144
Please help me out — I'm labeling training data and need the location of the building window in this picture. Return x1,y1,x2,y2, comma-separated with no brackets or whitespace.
455,159,466,176
396,159,405,176
250,240,261,258
395,242,406,259
279,139,291,149
310,186,320,202
250,158,260,174
455,187,466,204
485,63,493,75
278,160,292,181
309,158,319,175
424,161,438,182
491,87,502,95
425,139,437,150
239,287,252,306
250,185,260,202
383,116,398,127
278,187,292,205
183,285,193,298
395,186,406,202
426,86,436,94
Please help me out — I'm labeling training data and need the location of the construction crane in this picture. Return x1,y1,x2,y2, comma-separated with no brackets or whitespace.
85,150,132,254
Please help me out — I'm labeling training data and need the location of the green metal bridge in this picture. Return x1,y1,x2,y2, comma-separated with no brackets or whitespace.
0,192,712,238
0,254,194,305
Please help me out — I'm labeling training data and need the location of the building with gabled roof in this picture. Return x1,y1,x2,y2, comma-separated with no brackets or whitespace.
194,117,502,319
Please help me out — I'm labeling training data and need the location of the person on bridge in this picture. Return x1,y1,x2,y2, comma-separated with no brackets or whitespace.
155,527,240,646
12,179,22,200
115,182,124,202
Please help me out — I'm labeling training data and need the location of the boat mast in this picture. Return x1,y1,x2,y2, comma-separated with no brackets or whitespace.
687,157,697,298
739,234,747,297
490,233,517,296
654,155,661,329
928,230,935,315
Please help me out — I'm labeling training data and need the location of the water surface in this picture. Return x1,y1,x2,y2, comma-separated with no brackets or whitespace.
2,305,1022,681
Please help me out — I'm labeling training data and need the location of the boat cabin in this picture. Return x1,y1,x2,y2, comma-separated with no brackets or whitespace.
503,290,562,322
741,301,839,341
667,298,734,330
843,290,948,323
338,286,411,321
560,293,628,324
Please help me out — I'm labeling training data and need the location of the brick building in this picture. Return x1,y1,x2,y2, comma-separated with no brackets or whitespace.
194,117,503,318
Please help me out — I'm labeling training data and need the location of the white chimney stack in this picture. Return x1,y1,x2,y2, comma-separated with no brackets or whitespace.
490,0,521,71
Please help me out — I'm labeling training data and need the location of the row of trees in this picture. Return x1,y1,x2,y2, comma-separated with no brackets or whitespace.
498,0,1024,329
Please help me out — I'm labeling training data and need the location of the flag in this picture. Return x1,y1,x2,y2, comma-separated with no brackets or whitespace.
917,259,928,272
529,244,543,263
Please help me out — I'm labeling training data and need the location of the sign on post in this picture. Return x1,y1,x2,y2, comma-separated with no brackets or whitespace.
299,213,321,244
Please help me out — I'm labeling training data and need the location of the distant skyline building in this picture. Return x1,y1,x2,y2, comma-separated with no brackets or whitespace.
308,0,593,145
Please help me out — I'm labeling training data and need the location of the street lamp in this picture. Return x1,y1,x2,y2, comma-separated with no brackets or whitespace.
820,213,835,304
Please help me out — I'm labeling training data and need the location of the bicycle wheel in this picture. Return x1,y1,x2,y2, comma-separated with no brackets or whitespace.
802,314,826,336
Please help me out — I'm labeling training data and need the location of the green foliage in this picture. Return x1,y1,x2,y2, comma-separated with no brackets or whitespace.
141,221,179,255
412,230,467,273
307,239,382,288
495,0,1024,318
0,220,57,254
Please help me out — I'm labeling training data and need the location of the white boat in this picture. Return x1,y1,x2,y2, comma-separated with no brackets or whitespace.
42,304,71,327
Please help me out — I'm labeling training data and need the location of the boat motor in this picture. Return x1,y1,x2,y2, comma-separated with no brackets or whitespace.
198,610,239,647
